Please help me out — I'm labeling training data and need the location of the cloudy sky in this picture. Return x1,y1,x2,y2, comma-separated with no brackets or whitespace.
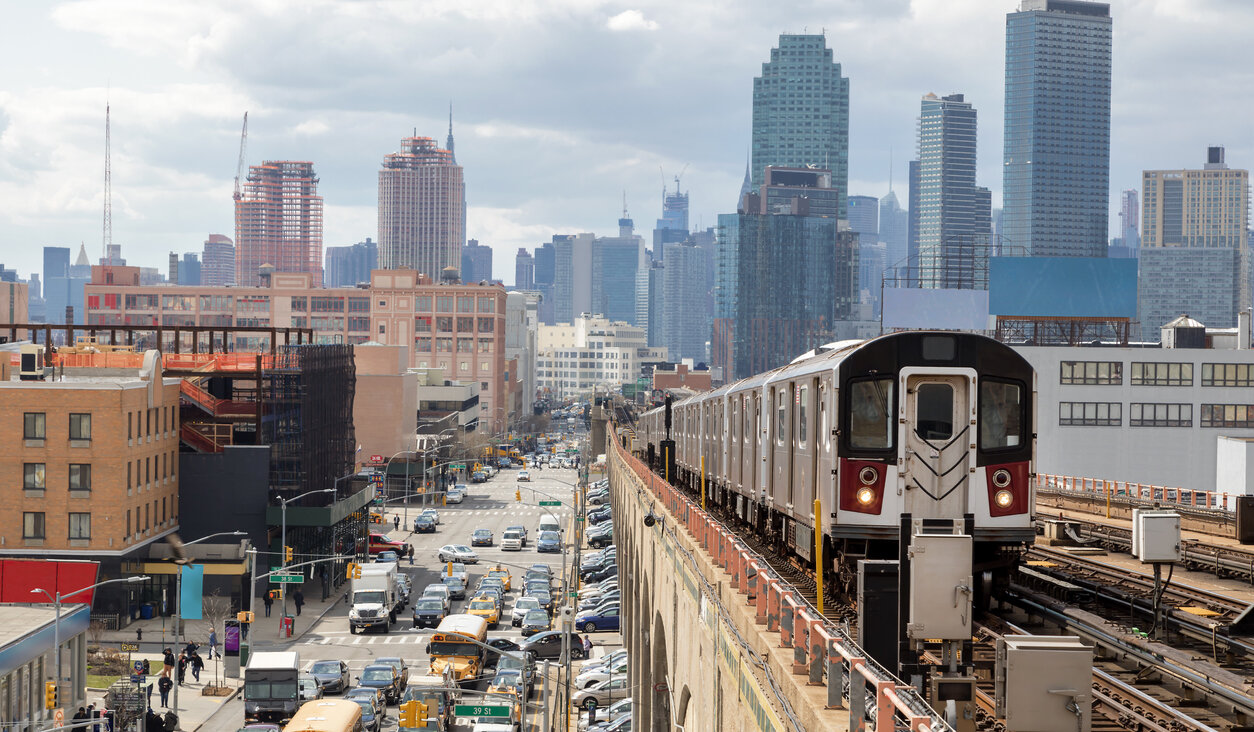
0,0,1247,285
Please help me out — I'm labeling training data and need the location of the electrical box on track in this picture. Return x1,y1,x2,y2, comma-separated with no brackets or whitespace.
907,533,973,642
995,635,1092,732
1135,511,1181,563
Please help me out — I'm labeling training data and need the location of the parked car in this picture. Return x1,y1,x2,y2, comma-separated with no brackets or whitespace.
579,649,629,672
520,609,550,637
412,597,447,629
471,529,494,547
297,675,323,702
413,515,436,533
576,657,629,689
511,596,544,626
308,660,351,694
571,677,630,711
356,664,402,704
575,603,620,633
579,590,619,612
584,564,617,584
588,529,614,549
437,544,479,563
579,697,632,731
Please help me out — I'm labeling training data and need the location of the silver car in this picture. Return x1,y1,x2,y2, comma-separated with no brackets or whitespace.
571,677,630,711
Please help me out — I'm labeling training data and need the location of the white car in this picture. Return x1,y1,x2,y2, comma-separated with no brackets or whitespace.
501,530,524,551
517,470,531,482
575,658,629,689
437,544,479,564
510,596,544,626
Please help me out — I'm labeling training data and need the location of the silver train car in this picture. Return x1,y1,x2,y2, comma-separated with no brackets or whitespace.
638,331,1036,598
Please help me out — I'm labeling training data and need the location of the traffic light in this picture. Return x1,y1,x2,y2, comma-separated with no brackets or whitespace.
398,700,426,727
44,681,56,710
515,489,521,502
347,562,361,580
284,545,294,562
236,611,255,623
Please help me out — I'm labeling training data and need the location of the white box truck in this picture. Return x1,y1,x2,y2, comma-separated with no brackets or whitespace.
244,651,301,723
350,561,400,634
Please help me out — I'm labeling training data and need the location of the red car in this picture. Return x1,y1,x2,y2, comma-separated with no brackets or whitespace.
368,533,406,555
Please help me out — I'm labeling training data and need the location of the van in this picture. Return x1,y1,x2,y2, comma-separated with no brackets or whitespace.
537,514,561,535
501,530,524,551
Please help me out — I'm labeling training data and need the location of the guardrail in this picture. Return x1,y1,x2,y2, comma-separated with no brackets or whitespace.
610,426,947,732
1036,473,1230,511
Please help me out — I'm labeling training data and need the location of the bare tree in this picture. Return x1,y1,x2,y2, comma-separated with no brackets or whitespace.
88,620,105,651
202,592,232,691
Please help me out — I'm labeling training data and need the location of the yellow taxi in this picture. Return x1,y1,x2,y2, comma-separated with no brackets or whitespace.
466,594,501,628
369,510,384,523
486,566,512,592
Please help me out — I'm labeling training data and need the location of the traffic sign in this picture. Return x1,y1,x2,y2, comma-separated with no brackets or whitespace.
269,574,305,584
454,705,510,718
539,500,561,507
451,463,467,470
371,455,384,463
120,643,139,652
133,661,144,673
54,710,64,726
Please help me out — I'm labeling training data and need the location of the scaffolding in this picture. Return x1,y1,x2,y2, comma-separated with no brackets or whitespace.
994,315,1134,346
265,344,357,498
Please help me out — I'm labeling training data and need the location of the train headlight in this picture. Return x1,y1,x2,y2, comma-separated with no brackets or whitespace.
856,486,877,506
858,466,879,485
994,489,1014,509
991,469,1012,488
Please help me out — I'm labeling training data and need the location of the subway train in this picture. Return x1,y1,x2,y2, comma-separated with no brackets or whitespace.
637,330,1036,603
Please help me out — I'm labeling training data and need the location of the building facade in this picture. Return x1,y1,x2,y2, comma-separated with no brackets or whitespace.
536,315,666,397
659,241,712,363
378,136,465,278
593,230,646,327
751,34,850,218
1002,0,1112,257
514,248,535,291
178,253,202,286
847,195,878,239
1119,188,1140,249
916,93,992,289
461,239,494,284
325,238,378,288
235,162,323,287
201,235,235,287
552,234,594,325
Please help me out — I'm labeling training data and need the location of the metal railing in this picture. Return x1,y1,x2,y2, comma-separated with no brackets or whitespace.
1036,473,1230,511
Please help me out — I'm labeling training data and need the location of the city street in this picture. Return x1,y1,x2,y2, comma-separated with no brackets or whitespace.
198,461,620,732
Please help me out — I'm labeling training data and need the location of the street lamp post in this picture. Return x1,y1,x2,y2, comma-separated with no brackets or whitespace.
279,489,336,626
32,575,150,714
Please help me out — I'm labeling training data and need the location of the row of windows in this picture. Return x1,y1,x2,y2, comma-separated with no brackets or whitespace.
24,413,91,441
1060,361,1254,387
414,317,496,334
23,498,172,541
1056,401,1254,427
23,463,91,491
406,295,497,314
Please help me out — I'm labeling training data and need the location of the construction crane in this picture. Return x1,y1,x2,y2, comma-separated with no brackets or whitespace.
233,112,248,201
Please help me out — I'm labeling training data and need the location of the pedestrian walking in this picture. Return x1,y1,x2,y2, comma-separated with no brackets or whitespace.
319,565,329,601
176,653,187,686
263,591,273,617
190,653,204,683
582,634,593,657
208,628,219,660
407,544,414,565
393,515,400,531
293,589,304,616
161,648,174,678
72,708,86,724
158,676,173,708
136,627,143,642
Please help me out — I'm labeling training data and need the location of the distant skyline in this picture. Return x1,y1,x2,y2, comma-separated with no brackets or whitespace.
0,1,1248,284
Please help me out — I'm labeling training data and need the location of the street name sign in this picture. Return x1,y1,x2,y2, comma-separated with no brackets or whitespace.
270,574,304,584
539,500,561,507
454,705,510,718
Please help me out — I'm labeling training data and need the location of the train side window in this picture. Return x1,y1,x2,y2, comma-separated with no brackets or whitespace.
819,394,829,450
849,378,894,449
915,384,954,440
776,390,787,446
980,380,1023,450
798,386,808,445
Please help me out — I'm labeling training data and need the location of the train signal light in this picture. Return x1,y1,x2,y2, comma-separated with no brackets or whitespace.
44,681,57,710
236,611,255,624
347,562,362,580
284,546,294,562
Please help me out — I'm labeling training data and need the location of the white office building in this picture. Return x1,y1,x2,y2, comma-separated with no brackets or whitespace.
536,314,667,397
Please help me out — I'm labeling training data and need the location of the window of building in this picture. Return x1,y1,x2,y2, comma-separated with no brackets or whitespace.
162,497,167,523
348,297,370,313
478,317,495,333
126,510,131,539
289,296,308,312
480,362,490,372
478,338,493,353
145,504,150,531
145,458,150,485
414,296,432,312
436,338,453,352
415,336,432,352
23,512,45,540
437,296,454,313
437,317,453,333
24,463,45,490
170,451,176,478
460,361,469,372
69,464,91,491
1058,402,1121,427
457,317,474,332
1059,361,1122,385
457,296,475,313
1131,362,1193,386
457,338,473,353
1129,403,1192,427
478,296,496,313
348,317,369,332
378,323,385,334
69,413,91,440
128,462,132,488
127,412,133,440
1201,404,1254,428
1202,363,1254,387
69,513,91,540
415,316,432,333
24,412,45,440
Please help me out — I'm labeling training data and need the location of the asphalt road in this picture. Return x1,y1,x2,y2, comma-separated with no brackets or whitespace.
199,465,587,732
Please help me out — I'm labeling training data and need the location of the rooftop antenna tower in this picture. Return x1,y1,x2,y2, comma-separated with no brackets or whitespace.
102,100,111,264
233,112,249,202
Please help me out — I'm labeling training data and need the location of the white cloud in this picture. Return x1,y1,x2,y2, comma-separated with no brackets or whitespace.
606,9,658,32
292,119,330,136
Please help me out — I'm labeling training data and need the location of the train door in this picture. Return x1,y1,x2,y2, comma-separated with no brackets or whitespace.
900,371,975,520
771,383,794,522
790,377,818,560
816,373,836,539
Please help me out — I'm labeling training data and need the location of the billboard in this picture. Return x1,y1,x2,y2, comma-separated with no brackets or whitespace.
989,257,1137,318
881,288,991,331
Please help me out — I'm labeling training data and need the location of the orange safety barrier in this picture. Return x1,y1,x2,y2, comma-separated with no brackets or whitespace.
1036,472,1229,511
610,424,943,731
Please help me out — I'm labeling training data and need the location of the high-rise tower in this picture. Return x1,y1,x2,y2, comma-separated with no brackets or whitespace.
751,34,850,217
1002,0,1111,257
378,135,466,278
234,161,323,287
916,93,992,289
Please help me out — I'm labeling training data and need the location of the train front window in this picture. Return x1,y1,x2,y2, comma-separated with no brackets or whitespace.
849,378,894,449
979,380,1022,450
915,384,954,440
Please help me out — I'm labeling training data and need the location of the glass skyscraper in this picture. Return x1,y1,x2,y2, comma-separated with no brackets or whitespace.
1002,0,1111,257
751,34,850,218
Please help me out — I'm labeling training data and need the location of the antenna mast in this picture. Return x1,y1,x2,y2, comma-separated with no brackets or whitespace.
102,102,111,264
233,112,249,201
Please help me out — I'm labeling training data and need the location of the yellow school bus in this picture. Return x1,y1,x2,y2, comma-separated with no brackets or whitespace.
285,700,363,732
427,614,489,682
